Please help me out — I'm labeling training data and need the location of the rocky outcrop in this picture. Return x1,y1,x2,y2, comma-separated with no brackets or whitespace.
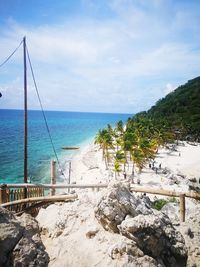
161,202,180,224
95,183,188,267
119,213,187,267
0,207,49,267
94,182,152,232
108,236,161,267
0,207,24,266
178,207,200,267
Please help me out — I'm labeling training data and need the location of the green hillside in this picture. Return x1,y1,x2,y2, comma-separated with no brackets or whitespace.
94,77,200,176
147,77,200,140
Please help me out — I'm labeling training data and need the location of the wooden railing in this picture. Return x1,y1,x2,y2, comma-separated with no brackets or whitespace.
0,185,44,204
1,194,78,215
1,183,200,221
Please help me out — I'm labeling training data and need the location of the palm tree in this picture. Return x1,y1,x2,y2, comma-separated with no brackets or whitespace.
113,159,121,179
116,120,124,136
95,128,113,169
94,129,104,158
132,148,145,174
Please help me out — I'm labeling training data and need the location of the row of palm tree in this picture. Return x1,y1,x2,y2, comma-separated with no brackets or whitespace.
95,115,176,180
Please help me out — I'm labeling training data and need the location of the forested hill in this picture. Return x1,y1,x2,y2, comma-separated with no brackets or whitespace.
147,76,200,140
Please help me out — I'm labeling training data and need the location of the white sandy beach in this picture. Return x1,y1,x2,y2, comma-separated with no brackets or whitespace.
65,140,200,193
61,139,200,214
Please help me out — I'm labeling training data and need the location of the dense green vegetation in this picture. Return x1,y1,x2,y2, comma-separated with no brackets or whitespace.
152,197,177,210
147,76,200,140
95,77,200,178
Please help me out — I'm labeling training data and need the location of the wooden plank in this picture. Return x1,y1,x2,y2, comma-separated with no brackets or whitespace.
51,160,56,196
180,194,186,222
6,189,9,203
4,183,108,189
130,186,200,199
2,183,200,200
1,194,78,208
13,190,17,201
0,185,8,204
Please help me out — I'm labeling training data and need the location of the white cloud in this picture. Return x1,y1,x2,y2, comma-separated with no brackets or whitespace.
0,1,200,113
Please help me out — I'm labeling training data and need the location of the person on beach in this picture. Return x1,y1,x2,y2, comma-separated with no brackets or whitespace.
137,178,140,184
149,163,151,168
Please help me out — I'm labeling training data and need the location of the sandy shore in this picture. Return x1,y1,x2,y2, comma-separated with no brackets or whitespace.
61,140,200,211
66,142,110,184
65,140,200,189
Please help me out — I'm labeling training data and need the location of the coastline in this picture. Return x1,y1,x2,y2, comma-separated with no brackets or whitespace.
66,139,109,184
65,139,200,198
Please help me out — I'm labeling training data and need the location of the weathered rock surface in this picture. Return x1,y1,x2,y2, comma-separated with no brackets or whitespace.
37,191,163,267
0,207,49,267
177,206,200,267
0,207,24,266
95,183,187,267
36,183,200,267
119,213,187,267
94,182,152,232
161,202,180,224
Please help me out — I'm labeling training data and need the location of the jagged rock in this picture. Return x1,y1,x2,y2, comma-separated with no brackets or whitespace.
108,237,163,267
177,207,200,267
161,202,180,224
119,213,187,267
94,182,152,232
0,207,24,266
95,183,187,267
135,255,164,267
0,207,49,267
108,237,144,259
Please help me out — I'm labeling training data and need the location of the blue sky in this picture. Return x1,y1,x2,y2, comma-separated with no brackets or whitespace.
0,0,200,113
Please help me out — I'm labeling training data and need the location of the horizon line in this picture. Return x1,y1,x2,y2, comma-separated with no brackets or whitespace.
0,108,133,116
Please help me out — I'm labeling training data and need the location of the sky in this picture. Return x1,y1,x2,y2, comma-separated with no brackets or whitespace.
0,0,200,114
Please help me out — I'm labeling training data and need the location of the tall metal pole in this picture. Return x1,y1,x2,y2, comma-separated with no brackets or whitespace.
23,36,28,198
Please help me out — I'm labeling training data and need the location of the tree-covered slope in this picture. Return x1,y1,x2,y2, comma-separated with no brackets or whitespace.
147,76,200,139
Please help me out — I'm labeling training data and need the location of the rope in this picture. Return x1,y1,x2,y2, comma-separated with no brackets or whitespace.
26,45,68,180
0,40,23,68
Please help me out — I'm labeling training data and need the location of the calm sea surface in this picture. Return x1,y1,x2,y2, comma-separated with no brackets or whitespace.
0,109,131,184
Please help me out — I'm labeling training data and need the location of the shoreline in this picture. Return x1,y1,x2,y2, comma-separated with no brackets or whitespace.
65,139,200,196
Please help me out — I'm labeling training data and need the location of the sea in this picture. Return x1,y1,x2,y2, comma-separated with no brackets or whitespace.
0,109,131,184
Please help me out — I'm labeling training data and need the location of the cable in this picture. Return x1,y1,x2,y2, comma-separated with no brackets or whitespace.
26,45,68,181
0,40,23,68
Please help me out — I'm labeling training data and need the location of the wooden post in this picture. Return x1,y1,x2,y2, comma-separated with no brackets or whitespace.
69,161,71,183
68,161,71,193
51,160,56,196
180,194,185,222
0,184,8,204
23,37,28,186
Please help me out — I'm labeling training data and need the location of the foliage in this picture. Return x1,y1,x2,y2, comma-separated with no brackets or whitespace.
152,199,168,210
94,76,200,178
152,197,177,210
148,76,200,141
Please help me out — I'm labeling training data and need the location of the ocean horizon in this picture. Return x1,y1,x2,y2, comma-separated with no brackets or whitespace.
0,109,131,184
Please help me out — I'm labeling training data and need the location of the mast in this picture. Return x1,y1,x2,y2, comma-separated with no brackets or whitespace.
23,36,28,197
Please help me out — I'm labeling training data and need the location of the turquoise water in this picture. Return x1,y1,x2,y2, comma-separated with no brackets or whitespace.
0,109,131,184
